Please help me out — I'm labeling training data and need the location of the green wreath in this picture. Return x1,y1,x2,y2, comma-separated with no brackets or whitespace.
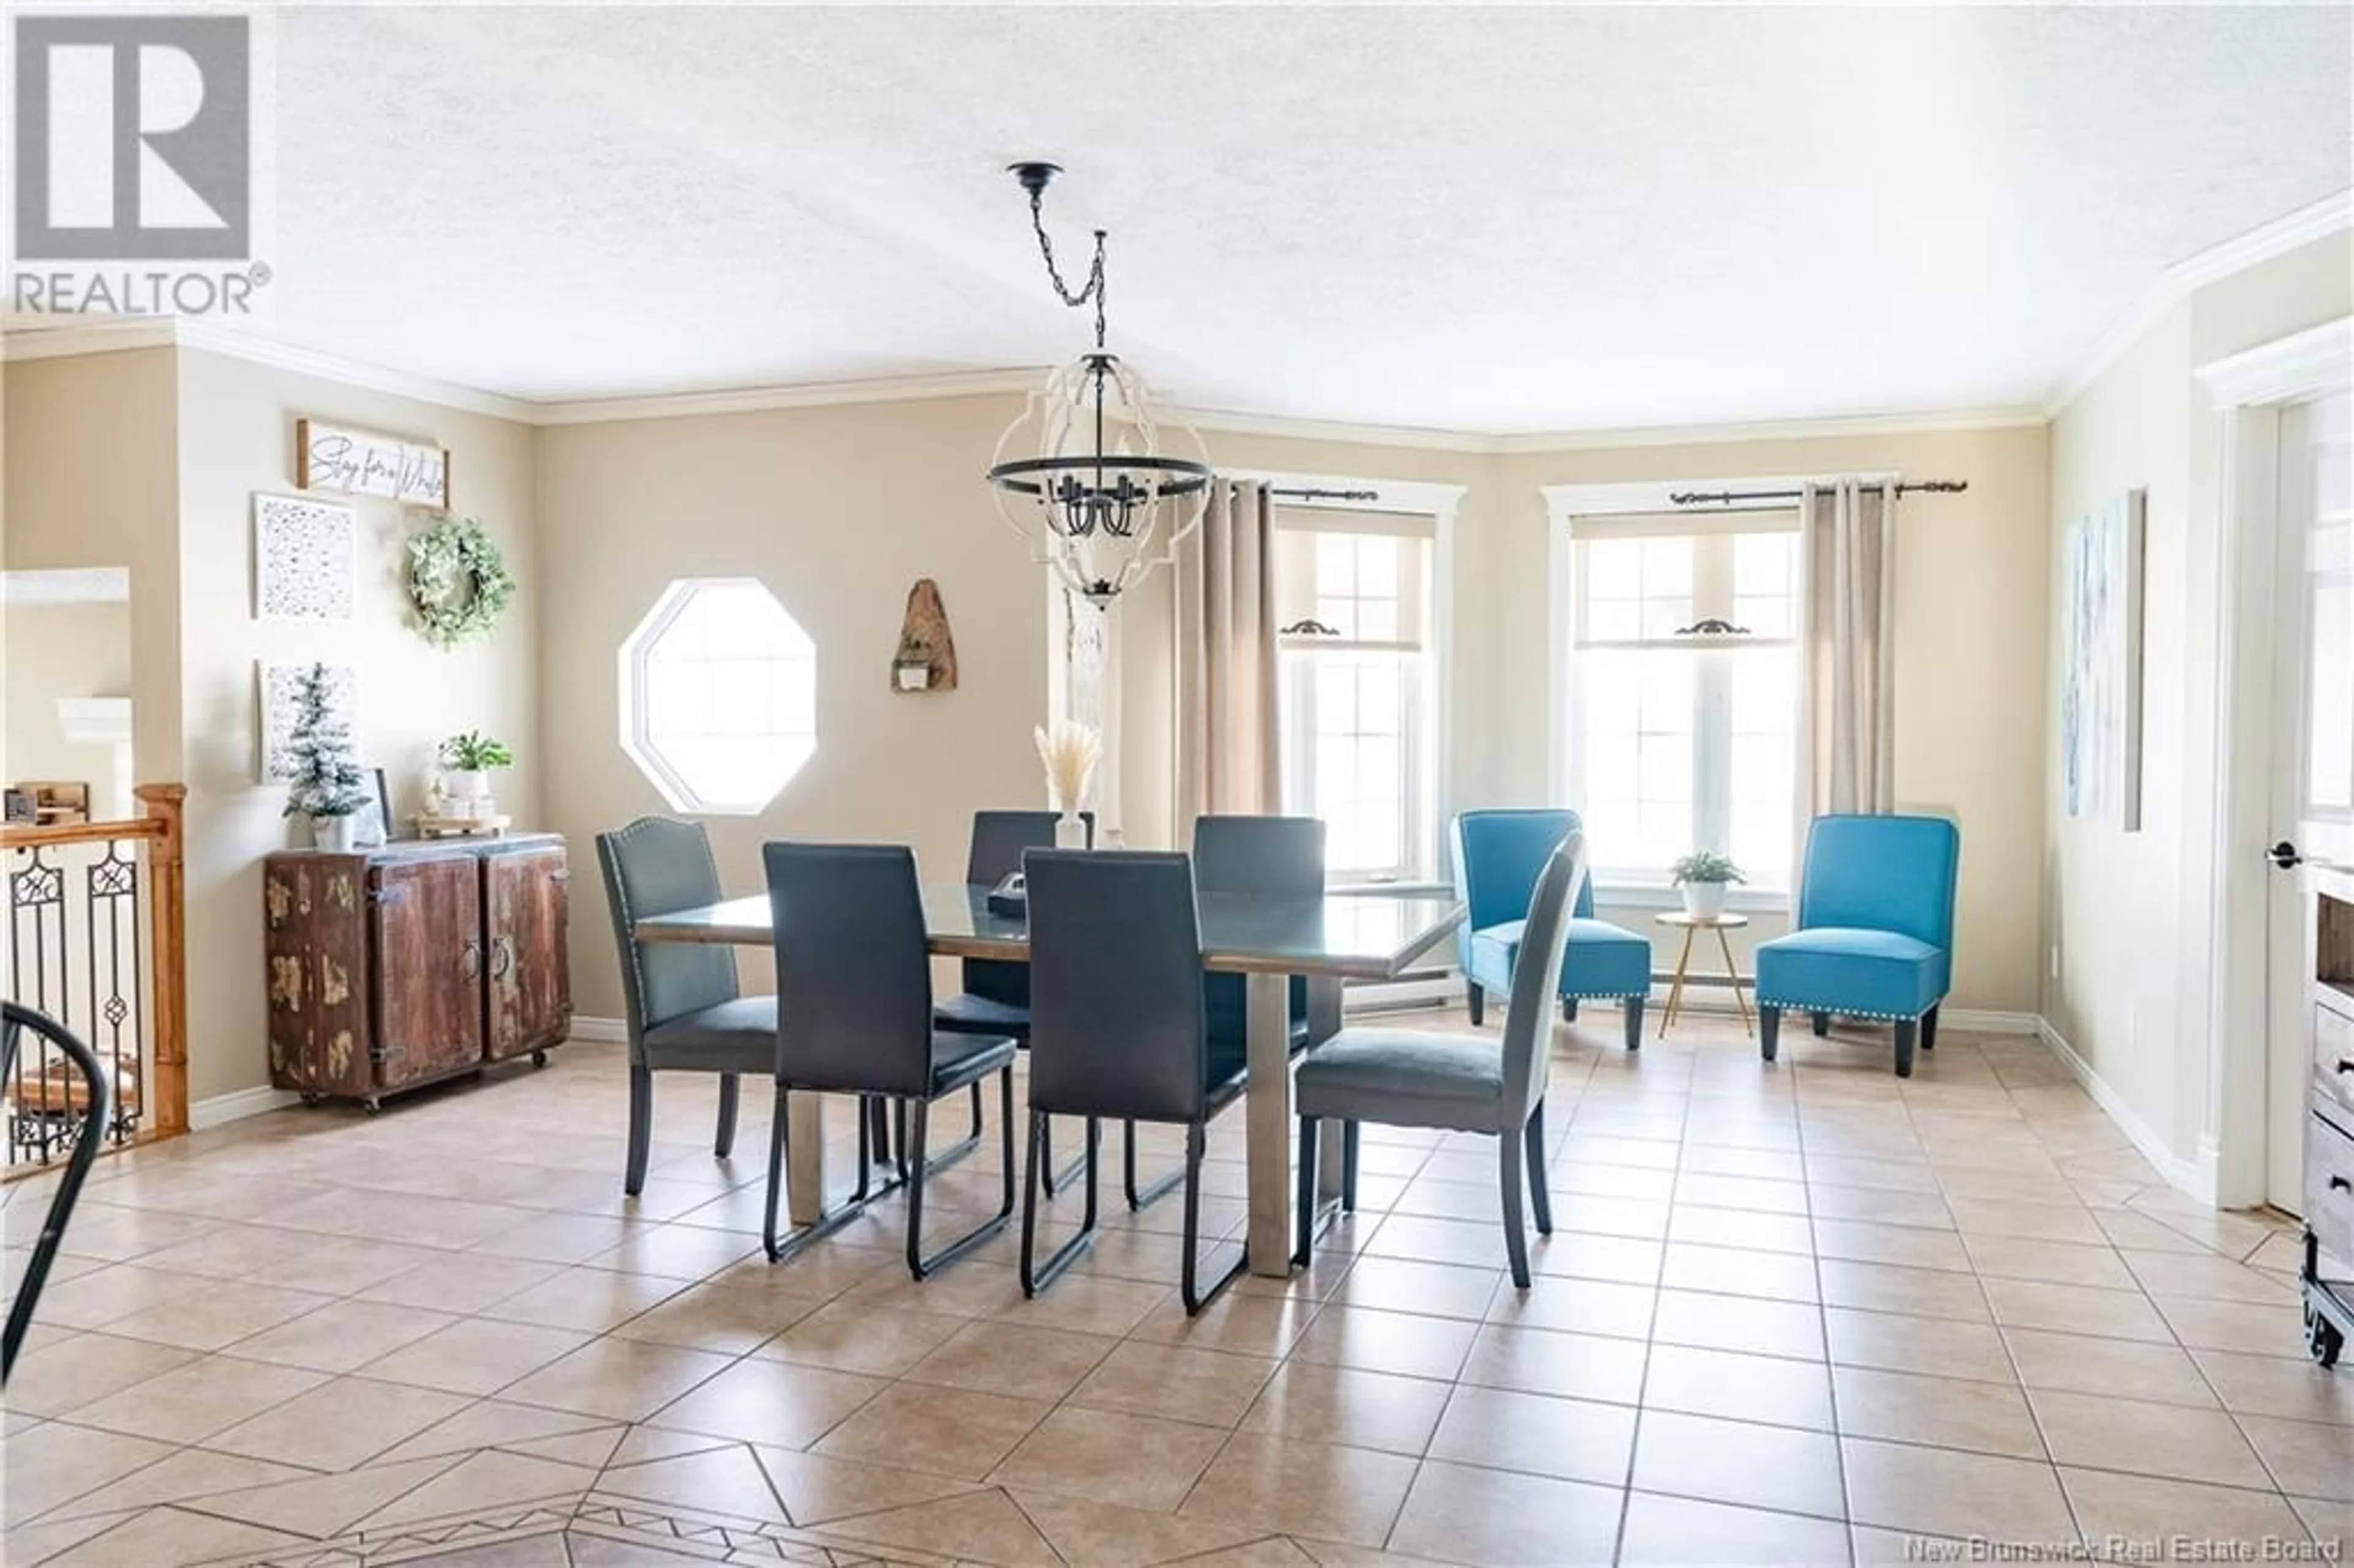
405,516,515,647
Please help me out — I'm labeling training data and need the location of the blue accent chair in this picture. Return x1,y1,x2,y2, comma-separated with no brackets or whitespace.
1755,813,1960,1078
1453,810,1651,1052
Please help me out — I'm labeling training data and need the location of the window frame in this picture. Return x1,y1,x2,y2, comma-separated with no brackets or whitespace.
1545,478,1853,908
618,575,818,817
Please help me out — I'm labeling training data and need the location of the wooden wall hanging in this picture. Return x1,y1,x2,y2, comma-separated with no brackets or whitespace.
891,579,959,693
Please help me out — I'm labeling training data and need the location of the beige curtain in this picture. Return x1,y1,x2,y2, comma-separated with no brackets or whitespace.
1796,479,1897,819
1175,479,1280,820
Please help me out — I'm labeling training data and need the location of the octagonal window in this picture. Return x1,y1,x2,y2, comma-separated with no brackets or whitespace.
620,578,817,815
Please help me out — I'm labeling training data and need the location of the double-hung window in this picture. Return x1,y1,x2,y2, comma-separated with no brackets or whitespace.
1566,512,1801,892
1274,511,1438,884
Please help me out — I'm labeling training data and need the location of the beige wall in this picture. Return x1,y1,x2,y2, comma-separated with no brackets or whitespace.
536,395,1051,1021
2,350,183,778
3,602,134,809
1111,423,2051,1011
172,348,540,1103
2044,231,2352,1170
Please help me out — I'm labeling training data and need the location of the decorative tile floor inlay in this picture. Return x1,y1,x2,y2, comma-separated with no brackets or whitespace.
3,1015,2347,1566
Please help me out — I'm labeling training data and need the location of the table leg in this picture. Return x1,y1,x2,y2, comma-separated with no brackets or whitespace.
1661,927,1697,1033
785,1092,827,1227
1309,978,1345,1203
1716,926,1754,1036
1245,970,1293,1277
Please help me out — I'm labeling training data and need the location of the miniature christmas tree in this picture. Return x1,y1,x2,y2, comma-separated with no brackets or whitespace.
281,664,368,820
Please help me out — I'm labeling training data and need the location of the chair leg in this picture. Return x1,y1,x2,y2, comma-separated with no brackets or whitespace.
1894,1019,1919,1079
969,1081,986,1141
1341,1121,1360,1212
1921,1004,1940,1052
625,1064,653,1195
714,1073,739,1160
1811,1011,1831,1037
1181,1121,1247,1315
1760,1007,1781,1062
769,1089,878,1263
1524,1099,1552,1236
905,1071,1016,1281
1467,988,1484,1027
1124,1119,1183,1211
1623,999,1645,1052
1293,1115,1319,1268
1499,1121,1532,1290
1560,996,1580,1022
1038,1115,1091,1197
1021,1113,1100,1298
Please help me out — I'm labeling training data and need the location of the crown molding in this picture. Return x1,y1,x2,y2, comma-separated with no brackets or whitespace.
1488,405,2047,452
1,567,132,606
530,367,1044,427
2044,188,2354,417
175,319,539,421
2195,315,2354,407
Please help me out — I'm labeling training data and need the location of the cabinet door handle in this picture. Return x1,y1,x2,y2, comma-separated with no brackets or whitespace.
462,938,483,980
2337,1059,2353,1075
492,935,515,979
2333,1176,2352,1194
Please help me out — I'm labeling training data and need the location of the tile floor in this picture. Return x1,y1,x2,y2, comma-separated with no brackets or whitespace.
3,1009,2348,1567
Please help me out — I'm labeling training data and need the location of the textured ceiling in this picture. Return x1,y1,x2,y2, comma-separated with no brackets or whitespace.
256,4,2350,430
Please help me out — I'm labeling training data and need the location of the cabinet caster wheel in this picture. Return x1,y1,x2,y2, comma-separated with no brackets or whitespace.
363,1098,383,1116
531,1049,549,1068
299,1092,322,1107
2307,1303,2344,1368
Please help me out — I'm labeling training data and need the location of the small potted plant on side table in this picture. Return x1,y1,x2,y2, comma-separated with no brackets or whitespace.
1670,850,1745,921
439,731,514,818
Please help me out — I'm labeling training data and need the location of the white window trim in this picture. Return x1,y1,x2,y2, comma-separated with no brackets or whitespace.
1231,467,1464,888
618,576,817,817
1542,476,1892,907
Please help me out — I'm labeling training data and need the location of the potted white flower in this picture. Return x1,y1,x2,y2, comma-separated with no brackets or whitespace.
1670,850,1745,920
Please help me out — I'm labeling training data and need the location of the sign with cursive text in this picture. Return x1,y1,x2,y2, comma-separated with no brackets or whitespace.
296,418,450,508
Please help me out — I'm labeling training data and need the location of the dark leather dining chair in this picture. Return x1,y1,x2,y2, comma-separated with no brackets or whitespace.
1293,830,1583,1290
597,817,776,1195
760,842,1016,1279
933,811,1092,1184
1021,849,1252,1315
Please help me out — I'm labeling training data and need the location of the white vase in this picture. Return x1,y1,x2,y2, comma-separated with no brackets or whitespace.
446,769,490,801
314,813,358,853
1682,881,1727,921
896,664,929,691
1054,811,1087,850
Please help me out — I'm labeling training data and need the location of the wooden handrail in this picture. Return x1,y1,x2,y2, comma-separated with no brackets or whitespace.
135,784,189,1138
0,816,167,850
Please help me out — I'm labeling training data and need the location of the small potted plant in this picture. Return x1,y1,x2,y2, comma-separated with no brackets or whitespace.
1670,850,1745,920
439,730,514,804
894,634,933,691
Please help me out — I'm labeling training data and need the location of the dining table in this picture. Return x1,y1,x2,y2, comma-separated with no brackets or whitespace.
633,880,1465,1277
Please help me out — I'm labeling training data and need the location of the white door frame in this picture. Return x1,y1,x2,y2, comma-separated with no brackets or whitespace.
2196,316,2353,1209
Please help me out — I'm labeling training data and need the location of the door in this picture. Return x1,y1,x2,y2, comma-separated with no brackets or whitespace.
2266,394,2354,1209
370,856,486,1089
484,847,571,1061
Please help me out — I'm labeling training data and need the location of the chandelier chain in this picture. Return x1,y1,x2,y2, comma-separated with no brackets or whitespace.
1026,186,1108,351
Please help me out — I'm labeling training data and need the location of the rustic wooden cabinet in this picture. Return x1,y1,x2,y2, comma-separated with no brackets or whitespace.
264,835,571,1110
2301,870,2353,1368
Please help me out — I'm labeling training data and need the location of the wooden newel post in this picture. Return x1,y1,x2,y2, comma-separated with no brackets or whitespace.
136,783,189,1138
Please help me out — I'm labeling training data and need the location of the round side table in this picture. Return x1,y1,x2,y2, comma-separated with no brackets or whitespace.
1655,911,1753,1037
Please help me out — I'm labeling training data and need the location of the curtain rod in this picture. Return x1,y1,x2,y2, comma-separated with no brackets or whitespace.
1267,486,1380,503
1667,479,1967,506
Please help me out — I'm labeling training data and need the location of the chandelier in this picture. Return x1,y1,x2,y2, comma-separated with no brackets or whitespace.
986,164,1211,606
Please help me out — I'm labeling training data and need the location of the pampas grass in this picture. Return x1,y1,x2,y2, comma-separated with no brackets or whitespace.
1034,721,1102,815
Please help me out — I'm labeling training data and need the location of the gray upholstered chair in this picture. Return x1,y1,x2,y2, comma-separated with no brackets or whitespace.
1021,849,1252,1314
1293,829,1583,1289
760,842,1016,1279
597,817,777,1195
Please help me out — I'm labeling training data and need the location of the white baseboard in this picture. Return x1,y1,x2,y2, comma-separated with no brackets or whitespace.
1940,1008,2043,1035
189,1084,300,1130
2036,1018,2212,1203
568,1016,628,1044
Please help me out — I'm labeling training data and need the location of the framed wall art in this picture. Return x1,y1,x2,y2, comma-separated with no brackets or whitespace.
254,493,357,621
297,418,450,508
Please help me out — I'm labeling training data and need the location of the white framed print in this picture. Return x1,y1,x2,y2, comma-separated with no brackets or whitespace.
254,493,357,622
259,661,357,783
297,419,450,507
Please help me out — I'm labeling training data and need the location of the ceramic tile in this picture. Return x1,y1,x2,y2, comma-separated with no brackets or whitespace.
1642,1343,1835,1430
1618,1491,1854,1566
1426,1383,1637,1484
810,1381,1054,1480
1840,1437,2075,1544
2030,1389,2272,1488
1632,1409,1844,1519
988,1403,1228,1511
1178,1433,1420,1548
1387,1459,1625,1565
647,1353,886,1450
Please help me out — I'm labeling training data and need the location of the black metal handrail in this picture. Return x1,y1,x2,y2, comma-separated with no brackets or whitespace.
1,1001,112,1381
